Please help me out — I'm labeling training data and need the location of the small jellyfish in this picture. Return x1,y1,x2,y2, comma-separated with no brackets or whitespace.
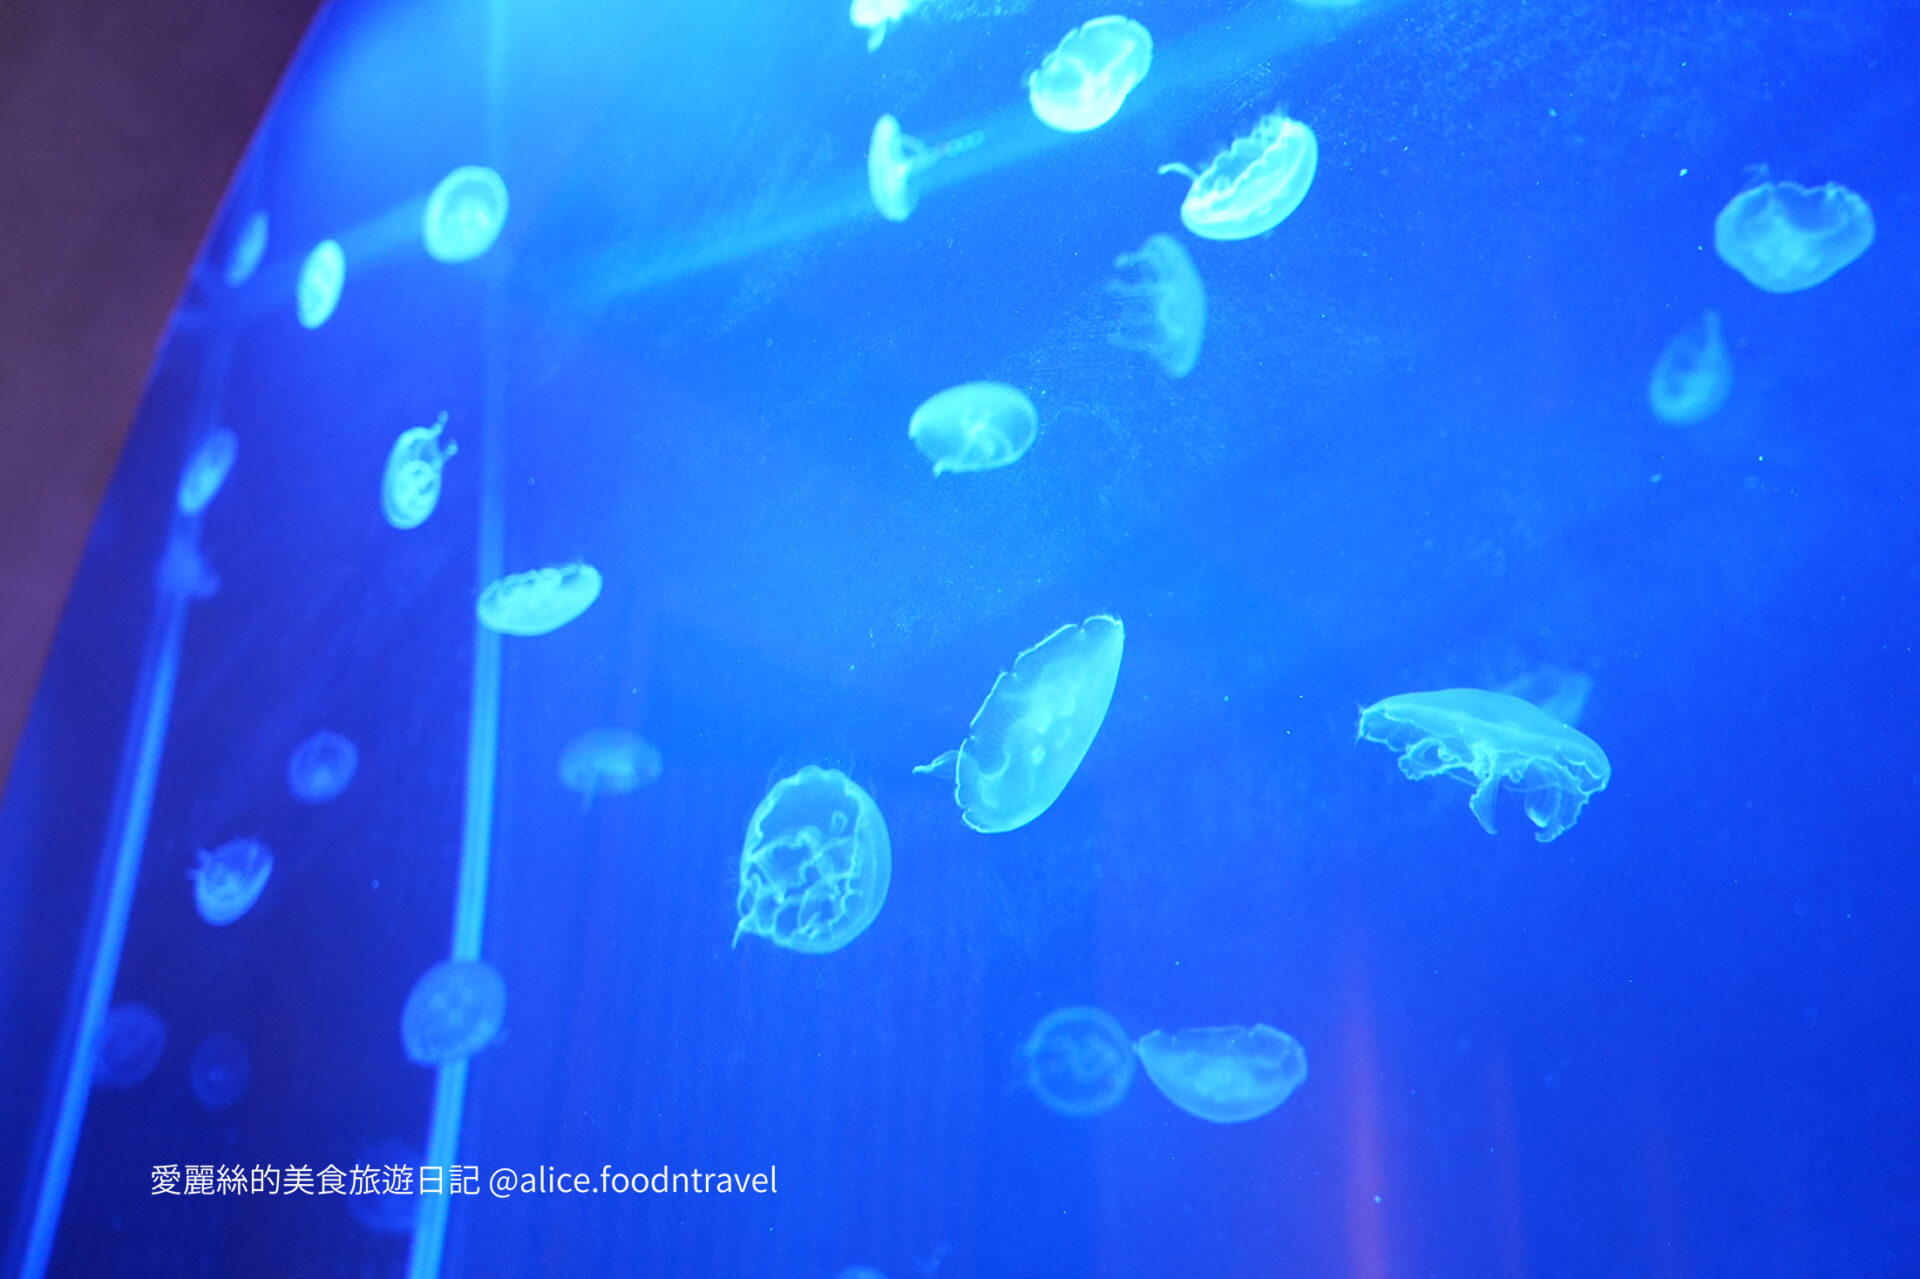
1714,179,1874,293
422,165,509,264
908,382,1039,475
94,1003,167,1089
176,428,238,516
1648,310,1733,425
868,114,984,223
157,532,220,601
558,728,663,807
850,0,918,50
916,614,1124,833
297,239,345,329
1497,667,1593,729
734,766,891,954
1018,1006,1136,1117
223,211,268,288
401,959,507,1065
188,1031,253,1111
382,412,458,529
1135,1024,1307,1123
1108,233,1207,377
476,562,603,636
1026,16,1153,133
286,730,359,804
1160,112,1318,240
188,838,273,926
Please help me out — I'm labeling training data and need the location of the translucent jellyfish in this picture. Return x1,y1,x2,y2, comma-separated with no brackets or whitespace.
1714,179,1874,293
734,766,891,954
1026,16,1153,133
1108,233,1206,377
223,211,268,288
93,1003,166,1089
188,1031,252,1111
1018,1006,1136,1117
1648,310,1733,425
286,730,359,804
558,728,663,807
1159,112,1318,240
297,239,345,329
188,838,273,926
157,532,220,601
382,412,458,529
422,165,509,264
908,382,1038,475
401,959,507,1065
476,562,603,636
915,614,1124,833
176,428,238,516
1497,667,1593,729
1135,1024,1307,1124
850,0,918,50
1357,688,1611,842
867,114,984,223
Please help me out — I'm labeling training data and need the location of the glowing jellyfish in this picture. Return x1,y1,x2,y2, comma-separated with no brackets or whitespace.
188,838,273,926
908,381,1038,475
867,114,984,223
1135,1024,1307,1124
1159,112,1318,240
297,239,344,329
915,614,1124,833
851,0,918,50
401,959,507,1065
94,1003,166,1089
1648,310,1733,425
223,211,268,287
1498,667,1593,729
287,730,359,804
476,562,603,636
1357,688,1611,842
1108,233,1206,377
422,165,509,264
558,728,663,807
1026,16,1153,133
382,412,458,529
1018,1006,1136,1117
734,766,891,954
188,1031,252,1111
1714,180,1874,293
176,428,238,516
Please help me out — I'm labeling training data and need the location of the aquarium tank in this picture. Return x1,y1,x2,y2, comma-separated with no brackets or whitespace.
2,0,1917,1275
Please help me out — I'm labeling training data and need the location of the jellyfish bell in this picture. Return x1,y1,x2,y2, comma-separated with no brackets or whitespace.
1018,1006,1137,1117
177,428,239,516
1714,179,1873,293
223,210,268,288
1135,1024,1307,1123
297,239,345,329
287,730,360,804
382,412,458,529
94,1003,167,1089
1648,310,1733,425
1159,112,1318,240
734,766,891,954
1107,233,1207,377
868,114,984,223
422,165,509,264
187,838,274,926
908,381,1038,475
851,0,919,50
1026,16,1153,133
476,562,603,636
558,728,663,808
401,959,507,1065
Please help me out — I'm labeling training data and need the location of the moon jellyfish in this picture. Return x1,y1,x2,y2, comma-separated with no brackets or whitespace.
422,165,509,264
188,1031,252,1111
1159,112,1318,241
188,838,273,926
734,766,891,954
1018,1006,1136,1117
850,0,918,50
916,614,1124,833
1357,688,1611,843
223,211,268,287
1026,16,1153,133
1135,1024,1307,1123
1648,309,1733,425
176,428,238,516
1498,667,1593,729
867,114,984,223
94,1003,166,1089
908,382,1038,475
286,730,359,804
297,239,344,329
476,562,603,636
382,412,458,529
1714,179,1874,293
401,959,507,1065
1108,233,1206,377
558,728,663,807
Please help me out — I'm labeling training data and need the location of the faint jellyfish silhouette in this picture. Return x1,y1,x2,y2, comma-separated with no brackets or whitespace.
382,412,458,529
1357,688,1611,842
1648,310,1733,425
1160,112,1318,240
1135,1024,1307,1123
297,239,345,329
1108,233,1207,377
908,382,1038,475
1026,16,1153,133
287,730,359,804
1018,1006,1136,1117
1714,179,1873,293
868,114,984,223
422,165,509,264
188,838,274,925
350,1139,421,1235
734,766,891,954
1497,668,1593,729
223,211,268,287
176,428,239,516
188,1031,252,1111
916,614,1124,833
476,562,603,636
157,532,220,601
558,728,663,808
401,959,507,1065
850,0,918,50
94,1003,167,1089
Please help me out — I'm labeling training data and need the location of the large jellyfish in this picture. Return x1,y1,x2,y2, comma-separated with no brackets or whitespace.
1357,688,1611,842
558,728,663,807
867,114,983,223
1018,1006,1136,1117
401,959,507,1065
734,766,891,954
1160,112,1317,240
94,1003,167,1089
223,211,268,288
422,165,509,264
1026,16,1153,133
476,562,603,636
287,730,359,804
850,0,918,50
1108,233,1206,377
297,239,345,329
188,1031,252,1111
382,412,458,529
188,838,273,925
1135,1024,1307,1123
1648,310,1733,425
908,382,1038,475
176,428,239,517
1714,179,1874,293
916,614,1124,833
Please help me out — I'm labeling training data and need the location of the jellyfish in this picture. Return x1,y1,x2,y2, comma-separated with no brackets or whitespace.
850,0,918,50
188,1031,252,1111
422,165,509,264
1159,112,1317,240
1357,688,1611,842
382,412,458,529
176,428,238,517
476,562,603,636
1108,233,1206,377
157,532,220,601
286,730,359,804
734,766,891,954
1018,1006,1136,1117
1497,667,1593,729
908,382,1039,475
297,239,345,329
916,614,1124,833
868,114,984,223
1714,179,1874,293
1026,16,1153,133
1135,1024,1307,1123
1648,310,1733,425
188,838,273,926
558,728,663,807
94,1003,166,1089
401,959,507,1065
223,211,268,288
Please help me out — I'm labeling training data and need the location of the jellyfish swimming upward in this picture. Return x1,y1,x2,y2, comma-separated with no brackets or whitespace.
1161,112,1318,240
476,563,603,636
382,412,458,529
422,165,509,264
735,766,891,954
297,239,345,329
867,114,983,223
1026,16,1153,133
188,838,274,925
908,381,1038,475
1019,1006,1137,1117
1135,1024,1308,1123
1648,310,1733,425
1108,233,1206,377
1714,179,1874,293
402,959,507,1065
558,728,663,807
